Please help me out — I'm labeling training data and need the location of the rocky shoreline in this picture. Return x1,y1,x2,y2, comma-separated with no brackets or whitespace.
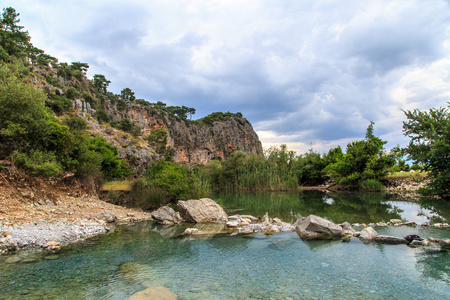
0,170,153,254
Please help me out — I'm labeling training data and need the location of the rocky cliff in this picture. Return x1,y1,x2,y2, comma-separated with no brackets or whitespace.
104,102,263,165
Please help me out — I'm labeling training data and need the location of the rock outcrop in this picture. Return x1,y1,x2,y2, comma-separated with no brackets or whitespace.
295,215,343,239
106,103,263,165
177,198,228,223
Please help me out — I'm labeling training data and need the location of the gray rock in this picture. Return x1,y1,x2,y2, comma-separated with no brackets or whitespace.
126,286,178,300
177,198,228,223
151,206,183,225
98,210,115,222
295,215,343,239
340,222,355,233
374,235,408,244
0,235,18,251
359,227,378,240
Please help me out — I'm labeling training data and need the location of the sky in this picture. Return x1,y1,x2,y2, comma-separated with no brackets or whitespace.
3,0,450,154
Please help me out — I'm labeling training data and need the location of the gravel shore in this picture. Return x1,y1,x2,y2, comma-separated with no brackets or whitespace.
0,220,111,253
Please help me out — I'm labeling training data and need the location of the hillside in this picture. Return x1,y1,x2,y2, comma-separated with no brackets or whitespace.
0,7,263,177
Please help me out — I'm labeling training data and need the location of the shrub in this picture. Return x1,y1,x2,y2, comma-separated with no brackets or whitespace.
63,115,87,131
359,179,385,192
130,178,169,210
13,150,62,177
65,87,80,99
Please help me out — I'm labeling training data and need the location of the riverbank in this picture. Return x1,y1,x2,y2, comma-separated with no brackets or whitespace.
0,170,152,254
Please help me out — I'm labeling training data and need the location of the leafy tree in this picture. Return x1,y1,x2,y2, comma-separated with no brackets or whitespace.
120,87,135,102
402,104,450,198
145,128,168,155
0,7,30,60
92,74,110,94
324,122,394,185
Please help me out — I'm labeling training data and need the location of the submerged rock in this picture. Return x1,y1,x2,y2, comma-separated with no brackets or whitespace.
126,286,178,300
295,215,343,239
151,206,183,225
177,198,228,223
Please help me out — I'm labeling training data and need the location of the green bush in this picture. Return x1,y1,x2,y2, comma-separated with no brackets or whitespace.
13,150,62,177
65,87,80,99
46,95,72,114
130,178,169,210
95,109,110,123
359,179,385,192
63,115,87,130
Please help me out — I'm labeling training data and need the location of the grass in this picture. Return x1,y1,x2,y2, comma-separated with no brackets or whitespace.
385,171,428,180
101,180,132,191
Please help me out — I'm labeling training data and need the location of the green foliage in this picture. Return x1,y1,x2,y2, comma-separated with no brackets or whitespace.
46,95,72,114
65,86,80,99
82,91,99,109
206,146,299,191
324,122,394,185
0,64,61,156
63,114,87,131
402,104,450,198
13,150,62,177
145,128,168,155
195,111,239,126
120,87,135,102
116,99,126,110
359,179,385,192
92,74,110,94
130,178,169,210
146,159,193,200
95,109,110,123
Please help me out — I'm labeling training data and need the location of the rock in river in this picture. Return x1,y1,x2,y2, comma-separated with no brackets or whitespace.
151,206,183,225
126,286,178,300
177,198,228,223
359,227,378,240
295,215,343,239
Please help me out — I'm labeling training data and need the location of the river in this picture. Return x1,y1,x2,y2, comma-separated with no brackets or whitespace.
1,191,449,299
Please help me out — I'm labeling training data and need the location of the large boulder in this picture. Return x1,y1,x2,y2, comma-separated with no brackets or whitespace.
177,198,228,223
295,215,343,239
359,227,378,240
151,206,183,225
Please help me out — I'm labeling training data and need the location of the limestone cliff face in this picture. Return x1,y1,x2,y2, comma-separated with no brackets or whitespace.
106,103,263,165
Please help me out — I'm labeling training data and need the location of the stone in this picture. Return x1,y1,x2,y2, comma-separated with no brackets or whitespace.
43,241,61,249
390,219,402,224
403,235,423,242
374,235,408,244
340,222,355,233
226,220,241,227
126,286,178,300
295,215,343,239
151,206,183,225
0,235,18,251
97,210,115,222
182,228,199,235
177,198,228,223
359,227,378,240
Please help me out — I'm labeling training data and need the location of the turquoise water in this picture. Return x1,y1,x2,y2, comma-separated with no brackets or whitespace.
1,191,449,299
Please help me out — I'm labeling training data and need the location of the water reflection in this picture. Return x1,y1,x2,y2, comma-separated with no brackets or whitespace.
214,190,405,224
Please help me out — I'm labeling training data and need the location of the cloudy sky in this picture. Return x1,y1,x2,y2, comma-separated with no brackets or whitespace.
4,0,450,154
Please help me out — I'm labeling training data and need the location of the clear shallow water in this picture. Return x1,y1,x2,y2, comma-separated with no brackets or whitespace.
1,191,449,299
